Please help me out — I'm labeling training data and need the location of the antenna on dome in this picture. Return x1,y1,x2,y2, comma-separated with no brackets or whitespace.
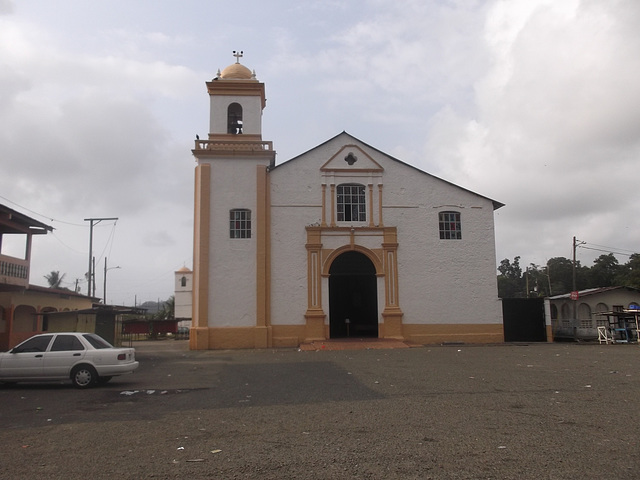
232,50,243,63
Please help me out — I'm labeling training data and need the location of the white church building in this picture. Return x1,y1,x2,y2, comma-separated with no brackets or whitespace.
189,54,504,350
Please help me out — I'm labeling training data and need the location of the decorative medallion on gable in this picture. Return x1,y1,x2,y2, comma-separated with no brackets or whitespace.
320,145,384,173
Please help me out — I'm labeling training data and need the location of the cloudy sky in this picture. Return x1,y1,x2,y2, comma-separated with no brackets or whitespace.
1,0,639,305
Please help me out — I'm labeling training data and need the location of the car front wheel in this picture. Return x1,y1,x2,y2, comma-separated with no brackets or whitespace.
71,365,98,389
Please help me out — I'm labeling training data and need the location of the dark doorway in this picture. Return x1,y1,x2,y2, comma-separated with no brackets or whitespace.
502,298,547,342
329,251,378,338
95,313,115,345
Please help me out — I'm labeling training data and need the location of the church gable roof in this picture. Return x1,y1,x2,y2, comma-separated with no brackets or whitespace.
272,131,504,210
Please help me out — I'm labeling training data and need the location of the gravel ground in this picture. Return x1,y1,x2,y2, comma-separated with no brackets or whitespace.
1,340,639,479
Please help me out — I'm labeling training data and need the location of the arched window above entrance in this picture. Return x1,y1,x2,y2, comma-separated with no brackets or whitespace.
227,103,243,134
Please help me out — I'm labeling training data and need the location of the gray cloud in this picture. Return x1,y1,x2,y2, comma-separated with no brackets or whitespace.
2,0,639,304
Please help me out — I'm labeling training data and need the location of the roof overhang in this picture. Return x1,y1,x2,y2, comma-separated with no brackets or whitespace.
0,204,53,235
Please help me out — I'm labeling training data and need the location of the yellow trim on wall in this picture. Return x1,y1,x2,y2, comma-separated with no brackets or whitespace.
378,184,384,226
189,323,504,350
320,145,384,172
206,80,266,109
368,184,374,227
190,163,211,350
256,165,270,336
321,184,327,227
330,184,336,227
403,323,504,344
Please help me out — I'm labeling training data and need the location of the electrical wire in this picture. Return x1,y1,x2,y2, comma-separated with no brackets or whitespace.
580,242,636,255
0,194,87,227
579,245,635,257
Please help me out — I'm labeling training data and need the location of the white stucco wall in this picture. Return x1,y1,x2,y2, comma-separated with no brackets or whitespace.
270,156,323,326
269,133,502,328
205,157,269,327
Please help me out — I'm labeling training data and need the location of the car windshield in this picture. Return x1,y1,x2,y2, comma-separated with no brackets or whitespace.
82,333,113,349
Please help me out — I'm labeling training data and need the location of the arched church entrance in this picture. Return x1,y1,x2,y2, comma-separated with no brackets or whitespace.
329,251,378,338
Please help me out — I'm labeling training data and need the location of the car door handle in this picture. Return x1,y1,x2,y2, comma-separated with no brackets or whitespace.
35,354,43,358
73,353,81,356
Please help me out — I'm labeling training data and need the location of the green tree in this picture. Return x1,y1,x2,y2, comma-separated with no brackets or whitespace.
153,296,175,321
546,257,588,295
44,270,66,289
615,253,640,289
589,253,620,287
524,263,551,297
164,296,175,320
497,256,524,298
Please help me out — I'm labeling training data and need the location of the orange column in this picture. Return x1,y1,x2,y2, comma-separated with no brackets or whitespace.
191,163,211,350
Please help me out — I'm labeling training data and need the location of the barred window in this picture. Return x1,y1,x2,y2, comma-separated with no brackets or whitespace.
439,211,461,240
230,209,251,238
337,184,366,222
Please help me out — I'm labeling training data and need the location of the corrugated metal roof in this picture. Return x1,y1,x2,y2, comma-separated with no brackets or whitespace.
549,286,640,300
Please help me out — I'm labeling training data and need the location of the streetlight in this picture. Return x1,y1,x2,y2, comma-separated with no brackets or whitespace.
103,257,121,305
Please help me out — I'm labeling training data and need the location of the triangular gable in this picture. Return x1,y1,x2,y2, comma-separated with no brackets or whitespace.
272,131,504,211
320,144,384,173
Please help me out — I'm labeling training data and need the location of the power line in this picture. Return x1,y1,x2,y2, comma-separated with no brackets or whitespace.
48,231,86,255
578,243,637,257
580,242,636,254
0,194,86,227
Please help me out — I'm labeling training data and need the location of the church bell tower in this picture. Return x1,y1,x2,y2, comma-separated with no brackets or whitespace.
190,51,275,350
206,50,267,141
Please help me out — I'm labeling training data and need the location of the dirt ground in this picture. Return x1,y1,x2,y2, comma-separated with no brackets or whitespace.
1,340,639,479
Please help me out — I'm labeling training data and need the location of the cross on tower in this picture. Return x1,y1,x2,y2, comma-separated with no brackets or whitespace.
232,50,243,64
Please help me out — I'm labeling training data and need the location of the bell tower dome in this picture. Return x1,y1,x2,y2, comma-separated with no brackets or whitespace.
206,50,267,142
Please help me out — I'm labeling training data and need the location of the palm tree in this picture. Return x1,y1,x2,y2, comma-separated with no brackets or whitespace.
44,270,66,289
154,296,175,320
164,296,175,320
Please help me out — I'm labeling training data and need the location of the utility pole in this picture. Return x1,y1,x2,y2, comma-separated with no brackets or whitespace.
572,236,585,339
84,217,118,297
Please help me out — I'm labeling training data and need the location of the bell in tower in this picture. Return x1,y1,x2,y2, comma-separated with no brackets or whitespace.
206,51,265,140
227,102,243,134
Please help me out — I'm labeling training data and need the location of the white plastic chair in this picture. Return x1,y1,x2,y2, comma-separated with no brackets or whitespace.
597,326,611,344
